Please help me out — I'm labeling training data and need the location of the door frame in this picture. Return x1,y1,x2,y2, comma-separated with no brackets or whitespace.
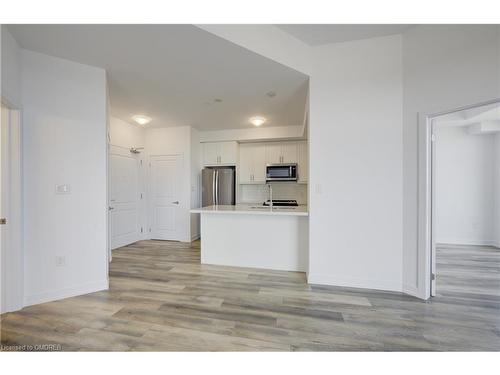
1,98,23,313
418,98,500,300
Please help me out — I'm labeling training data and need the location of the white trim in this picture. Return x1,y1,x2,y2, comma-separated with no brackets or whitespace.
23,280,109,307
403,283,423,299
307,273,402,293
191,234,200,241
437,239,500,247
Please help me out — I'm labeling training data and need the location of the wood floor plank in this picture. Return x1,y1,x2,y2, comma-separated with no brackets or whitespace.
1,240,499,351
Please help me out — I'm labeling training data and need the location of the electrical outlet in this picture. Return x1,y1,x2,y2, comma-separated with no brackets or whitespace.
55,184,71,194
55,256,66,267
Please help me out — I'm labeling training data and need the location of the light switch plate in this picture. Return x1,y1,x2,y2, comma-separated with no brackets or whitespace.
55,184,71,194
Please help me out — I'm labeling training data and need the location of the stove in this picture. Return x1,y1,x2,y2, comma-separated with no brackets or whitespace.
262,199,298,207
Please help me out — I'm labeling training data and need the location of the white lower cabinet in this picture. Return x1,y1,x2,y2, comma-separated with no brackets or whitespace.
239,143,266,184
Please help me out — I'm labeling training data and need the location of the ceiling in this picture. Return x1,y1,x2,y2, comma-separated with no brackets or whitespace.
276,24,414,45
8,25,309,130
434,102,500,128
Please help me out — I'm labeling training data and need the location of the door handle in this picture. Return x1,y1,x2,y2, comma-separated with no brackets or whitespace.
172,201,179,205
0,218,6,225
108,206,114,211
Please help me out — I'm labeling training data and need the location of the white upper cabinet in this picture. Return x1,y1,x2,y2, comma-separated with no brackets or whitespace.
297,140,308,183
265,142,282,164
203,141,238,166
239,143,266,184
265,142,298,164
203,142,219,165
239,141,307,185
219,142,238,164
281,142,298,163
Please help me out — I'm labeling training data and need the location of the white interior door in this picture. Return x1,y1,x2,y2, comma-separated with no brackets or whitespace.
150,155,183,240
109,146,141,249
0,104,8,312
1,104,23,313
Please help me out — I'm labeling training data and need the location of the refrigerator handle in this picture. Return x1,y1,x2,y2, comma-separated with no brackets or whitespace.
215,170,219,205
212,170,216,205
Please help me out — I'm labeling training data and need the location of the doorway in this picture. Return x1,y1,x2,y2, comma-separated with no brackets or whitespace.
0,101,23,313
428,100,500,298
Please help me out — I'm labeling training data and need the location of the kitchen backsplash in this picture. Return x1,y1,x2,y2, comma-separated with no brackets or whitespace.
239,183,308,205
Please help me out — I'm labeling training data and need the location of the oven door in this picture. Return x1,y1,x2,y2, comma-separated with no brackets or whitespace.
266,164,297,182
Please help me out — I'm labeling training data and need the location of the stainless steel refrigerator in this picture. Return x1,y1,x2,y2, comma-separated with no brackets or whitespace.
202,167,236,206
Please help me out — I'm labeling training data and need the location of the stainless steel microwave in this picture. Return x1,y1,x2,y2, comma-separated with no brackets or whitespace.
266,164,298,182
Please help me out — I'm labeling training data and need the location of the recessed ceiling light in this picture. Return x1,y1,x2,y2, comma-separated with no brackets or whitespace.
266,91,277,98
132,115,152,126
250,116,266,127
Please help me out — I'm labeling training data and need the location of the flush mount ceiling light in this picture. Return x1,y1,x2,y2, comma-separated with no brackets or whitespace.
132,115,152,126
250,116,266,127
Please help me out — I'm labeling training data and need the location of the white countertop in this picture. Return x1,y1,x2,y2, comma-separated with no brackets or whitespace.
190,204,309,217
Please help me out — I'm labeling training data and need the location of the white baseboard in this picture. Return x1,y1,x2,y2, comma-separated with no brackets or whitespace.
307,273,402,293
437,238,499,247
23,280,109,307
402,283,425,299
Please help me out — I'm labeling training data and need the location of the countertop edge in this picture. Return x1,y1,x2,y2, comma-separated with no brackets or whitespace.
190,205,309,217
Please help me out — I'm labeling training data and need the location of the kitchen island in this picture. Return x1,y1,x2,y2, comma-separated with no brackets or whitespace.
190,204,309,272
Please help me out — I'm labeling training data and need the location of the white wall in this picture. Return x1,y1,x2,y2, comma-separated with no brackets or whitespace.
109,116,145,149
308,35,404,292
197,25,312,75
22,50,108,305
435,126,497,245
1,26,22,108
0,25,22,109
199,125,305,143
145,126,193,242
402,25,500,296
190,127,201,240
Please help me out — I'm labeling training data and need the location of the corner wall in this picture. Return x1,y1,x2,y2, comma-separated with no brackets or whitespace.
308,35,404,292
22,50,108,305
190,128,201,240
402,25,500,297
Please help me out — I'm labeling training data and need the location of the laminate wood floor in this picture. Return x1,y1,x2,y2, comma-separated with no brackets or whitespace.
1,241,499,351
